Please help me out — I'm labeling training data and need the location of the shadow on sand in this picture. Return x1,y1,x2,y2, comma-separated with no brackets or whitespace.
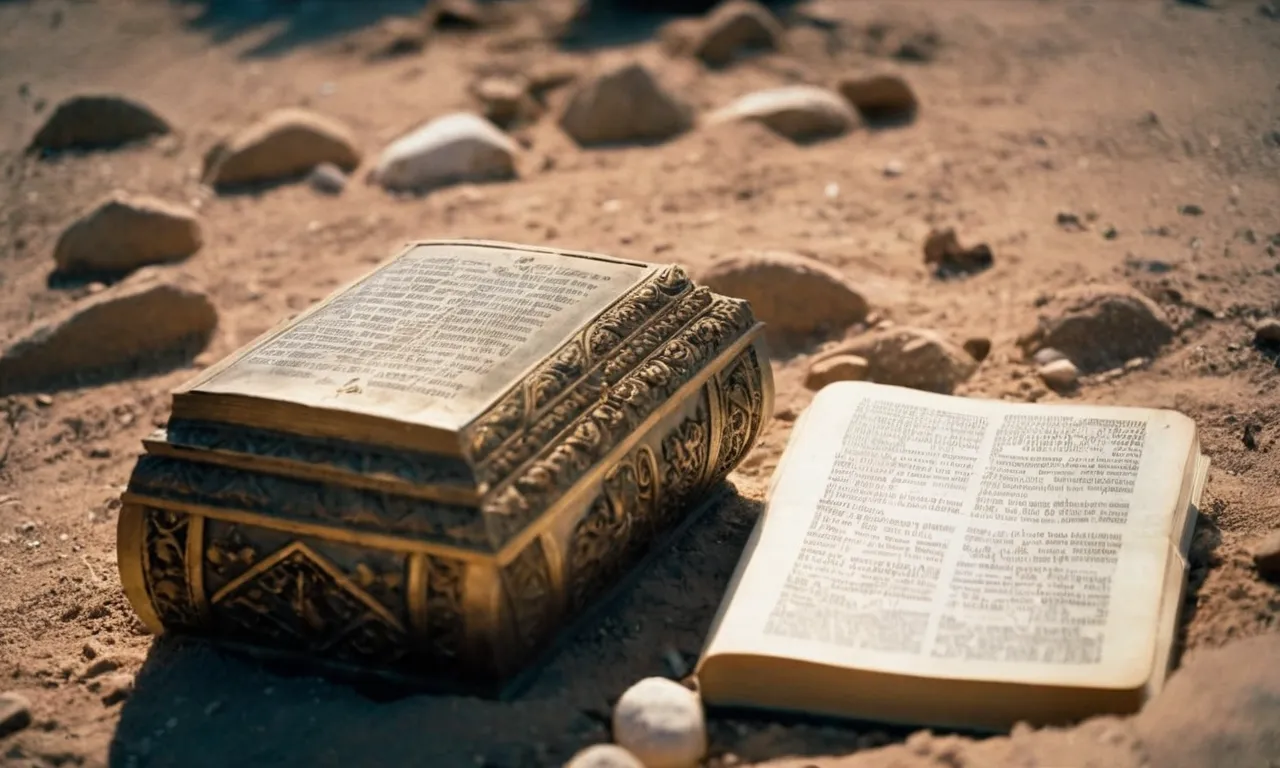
169,0,804,58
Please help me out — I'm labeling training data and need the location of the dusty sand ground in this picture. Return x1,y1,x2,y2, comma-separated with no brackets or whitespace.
1,0,1278,766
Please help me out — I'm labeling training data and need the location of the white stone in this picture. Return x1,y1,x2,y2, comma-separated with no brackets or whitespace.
1037,358,1079,391
372,113,517,193
612,677,706,768
564,744,645,768
707,85,857,141
1032,347,1067,366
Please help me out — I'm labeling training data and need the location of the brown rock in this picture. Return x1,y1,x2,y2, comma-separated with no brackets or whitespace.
923,228,993,277
426,0,488,29
838,73,918,121
829,327,977,393
93,672,135,706
1252,530,1280,580
559,62,692,146
692,0,784,67
1017,286,1175,373
962,336,991,362
0,692,32,738
697,251,869,341
53,192,202,276
708,86,857,142
364,16,427,60
0,268,217,395
805,354,869,391
1254,318,1280,345
472,76,540,128
28,94,170,153
659,18,702,57
204,108,362,189
1134,632,1280,768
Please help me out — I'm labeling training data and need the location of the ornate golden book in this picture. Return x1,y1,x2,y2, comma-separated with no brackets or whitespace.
116,240,773,693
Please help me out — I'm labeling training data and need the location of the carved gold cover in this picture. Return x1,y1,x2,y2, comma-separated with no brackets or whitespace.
117,240,774,692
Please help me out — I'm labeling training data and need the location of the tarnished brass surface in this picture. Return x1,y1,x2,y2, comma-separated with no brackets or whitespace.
117,240,773,692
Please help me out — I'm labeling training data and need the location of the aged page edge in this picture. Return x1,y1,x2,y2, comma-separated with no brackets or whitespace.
701,381,1195,691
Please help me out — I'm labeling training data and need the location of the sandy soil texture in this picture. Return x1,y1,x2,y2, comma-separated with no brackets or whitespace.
1,1,1278,766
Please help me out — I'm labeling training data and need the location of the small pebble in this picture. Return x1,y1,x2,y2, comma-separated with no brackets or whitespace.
1103,225,1119,240
612,677,706,768
1056,211,1085,232
1179,203,1204,216
1037,358,1079,391
307,162,348,195
963,337,992,362
1254,319,1280,345
1252,530,1280,580
0,692,33,738
35,394,53,406
564,744,645,768
883,159,904,177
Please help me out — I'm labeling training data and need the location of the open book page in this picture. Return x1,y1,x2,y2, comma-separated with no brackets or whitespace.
181,242,649,432
703,382,1198,691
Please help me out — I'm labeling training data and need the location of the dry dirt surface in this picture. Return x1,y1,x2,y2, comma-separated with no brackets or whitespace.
2,0,1280,766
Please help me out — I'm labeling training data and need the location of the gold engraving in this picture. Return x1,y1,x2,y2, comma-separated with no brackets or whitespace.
116,240,773,692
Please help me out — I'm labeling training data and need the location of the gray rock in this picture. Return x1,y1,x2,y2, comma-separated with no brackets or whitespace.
0,692,32,738
307,162,348,195
371,112,517,193
559,62,692,146
613,677,706,768
1037,358,1079,391
697,251,869,341
1018,286,1174,372
805,354,869,390
707,85,858,142
838,73,918,121
564,744,645,768
0,268,217,395
53,191,202,275
28,94,170,153
693,0,784,66
204,108,362,188
833,327,978,394
1134,632,1280,768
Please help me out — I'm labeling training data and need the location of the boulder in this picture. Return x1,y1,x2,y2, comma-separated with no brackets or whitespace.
1017,286,1174,373
371,112,517,193
707,85,857,142
28,94,170,153
559,62,693,146
838,73,918,121
0,268,217,395
203,108,362,188
697,251,869,340
612,677,707,768
692,0,784,66
828,327,977,393
53,192,202,276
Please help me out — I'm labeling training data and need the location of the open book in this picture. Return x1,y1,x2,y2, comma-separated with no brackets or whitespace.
696,381,1208,731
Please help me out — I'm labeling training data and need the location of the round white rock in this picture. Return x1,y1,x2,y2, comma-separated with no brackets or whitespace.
612,677,707,768
564,743,646,768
